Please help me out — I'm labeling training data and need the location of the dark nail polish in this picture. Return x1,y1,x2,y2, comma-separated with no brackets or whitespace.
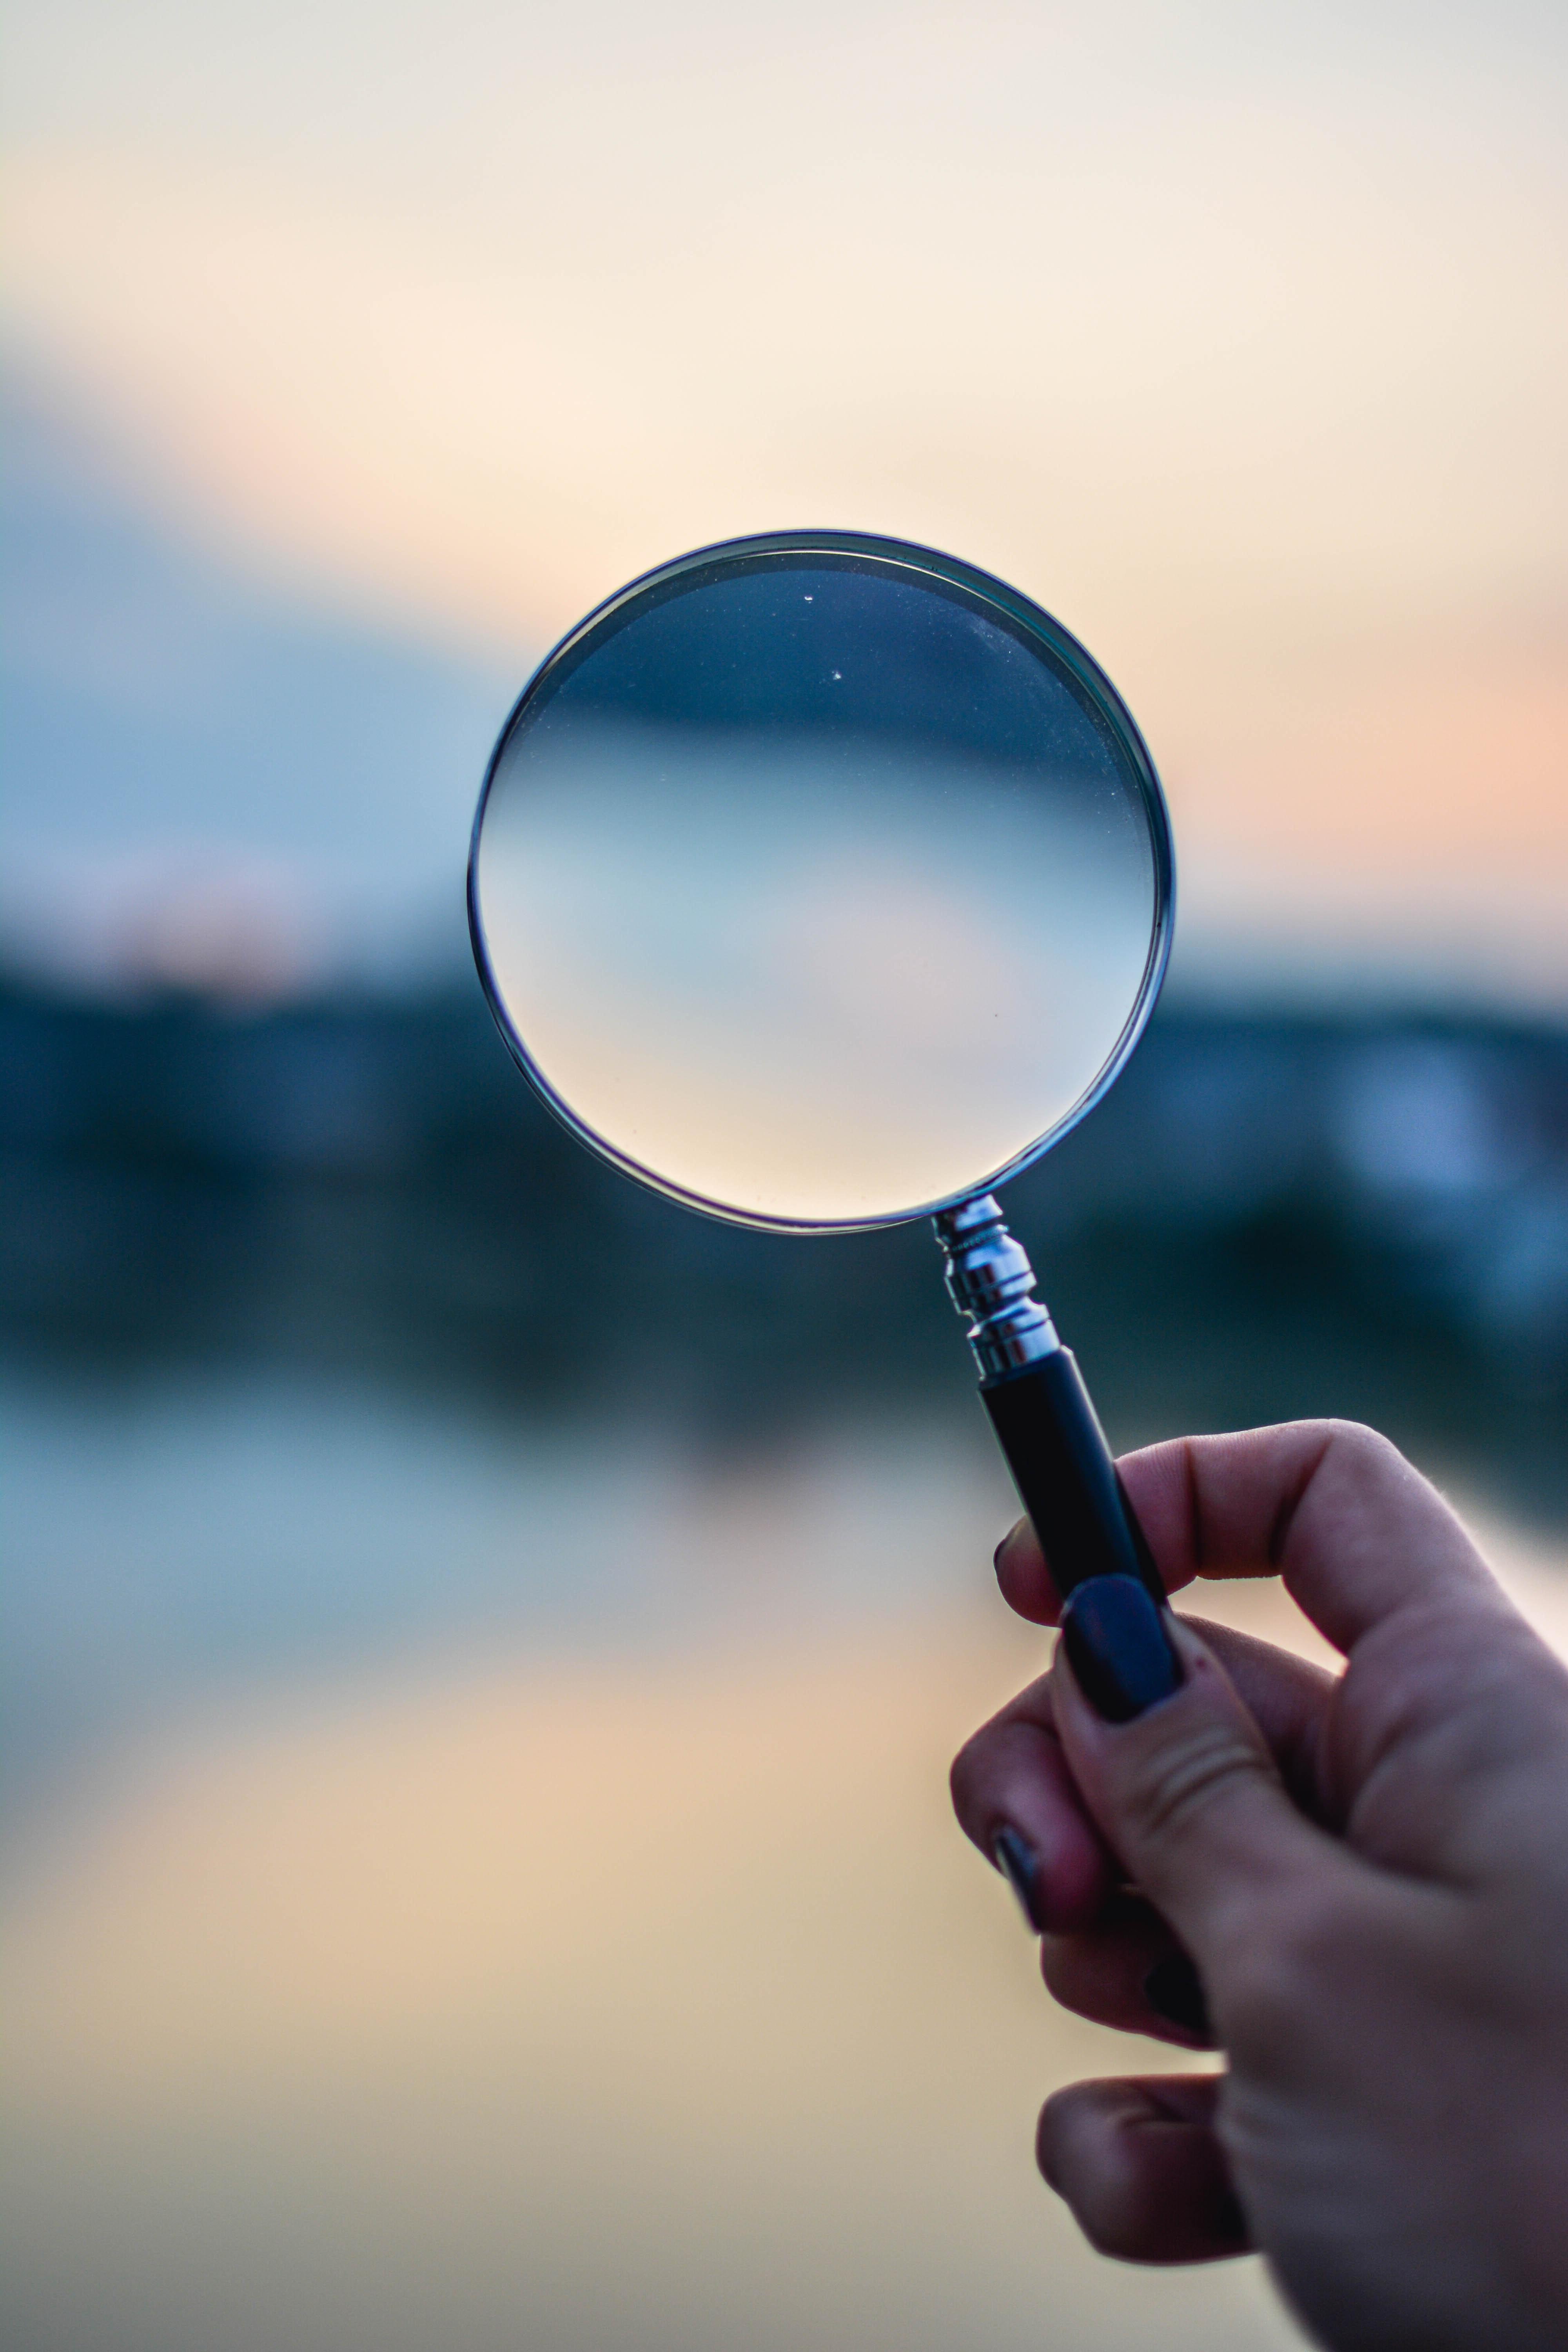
992,1824,1045,1933
1060,1573,1181,1723
1143,1951,1212,2041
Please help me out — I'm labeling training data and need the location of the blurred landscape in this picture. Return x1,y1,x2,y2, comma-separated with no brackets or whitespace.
5,960,1568,2352
4,2,1566,2345
7,963,1568,1818
5,396,1568,2352
5,374,1568,2352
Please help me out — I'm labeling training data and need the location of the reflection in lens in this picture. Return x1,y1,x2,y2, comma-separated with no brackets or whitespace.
472,548,1167,1229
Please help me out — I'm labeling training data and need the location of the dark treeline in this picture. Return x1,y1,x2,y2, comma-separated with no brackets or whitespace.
3,973,1566,1516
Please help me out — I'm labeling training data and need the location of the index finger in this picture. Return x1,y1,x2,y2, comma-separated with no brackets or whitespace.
997,1419,1498,1655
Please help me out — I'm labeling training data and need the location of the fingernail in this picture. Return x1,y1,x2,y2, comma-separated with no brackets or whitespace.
991,1825,1045,1933
1059,1573,1181,1723
1143,1951,1212,2041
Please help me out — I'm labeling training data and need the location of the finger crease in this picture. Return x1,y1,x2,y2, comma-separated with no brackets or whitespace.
1182,1441,1205,1573
1265,1433,1335,1569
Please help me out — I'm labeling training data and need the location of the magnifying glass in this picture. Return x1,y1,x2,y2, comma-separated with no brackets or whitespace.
469,531,1174,1604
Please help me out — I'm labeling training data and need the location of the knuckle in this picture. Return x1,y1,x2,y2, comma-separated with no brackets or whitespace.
1074,2183,1138,2261
949,1682,1056,1823
1323,1415,1384,1450
1120,1718,1273,1850
948,1720,1011,1828
948,1735,982,1818
1218,1891,1360,2058
1220,1937,1303,2052
1324,1417,1406,1483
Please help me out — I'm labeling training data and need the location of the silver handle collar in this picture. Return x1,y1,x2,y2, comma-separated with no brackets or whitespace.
932,1194,1059,1380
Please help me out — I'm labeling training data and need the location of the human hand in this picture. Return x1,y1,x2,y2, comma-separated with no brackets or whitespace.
950,1421,1568,2351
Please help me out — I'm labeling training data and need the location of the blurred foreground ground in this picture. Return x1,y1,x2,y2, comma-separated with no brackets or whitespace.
4,975,1567,2350
7,1489,1568,2352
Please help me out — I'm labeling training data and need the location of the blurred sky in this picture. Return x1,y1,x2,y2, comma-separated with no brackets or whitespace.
4,0,1566,998
5,17,1568,2342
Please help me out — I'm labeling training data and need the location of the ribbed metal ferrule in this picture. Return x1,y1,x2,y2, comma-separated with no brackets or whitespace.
932,1194,1059,1380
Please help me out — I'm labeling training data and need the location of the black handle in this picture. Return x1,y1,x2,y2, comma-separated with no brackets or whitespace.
982,1349,1165,1606
933,1194,1165,1609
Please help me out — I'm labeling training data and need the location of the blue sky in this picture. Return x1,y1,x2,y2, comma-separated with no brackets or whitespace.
2,359,511,988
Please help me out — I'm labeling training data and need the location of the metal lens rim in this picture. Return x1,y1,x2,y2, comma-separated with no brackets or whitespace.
467,527,1176,1235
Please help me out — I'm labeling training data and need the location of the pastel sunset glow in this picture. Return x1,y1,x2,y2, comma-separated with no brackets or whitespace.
5,0,1565,992
6,19,1567,2350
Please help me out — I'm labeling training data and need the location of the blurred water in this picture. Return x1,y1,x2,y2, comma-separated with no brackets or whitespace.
2,1363,1015,1828
8,1343,1568,2352
4,1359,1310,2352
4,978,1566,2352
4,202,1565,2352
5,1069,1567,2352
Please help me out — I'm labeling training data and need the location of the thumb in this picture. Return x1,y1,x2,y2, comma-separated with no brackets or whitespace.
1050,1575,1350,1969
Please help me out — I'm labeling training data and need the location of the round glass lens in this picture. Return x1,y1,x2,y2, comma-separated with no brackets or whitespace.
470,534,1172,1230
